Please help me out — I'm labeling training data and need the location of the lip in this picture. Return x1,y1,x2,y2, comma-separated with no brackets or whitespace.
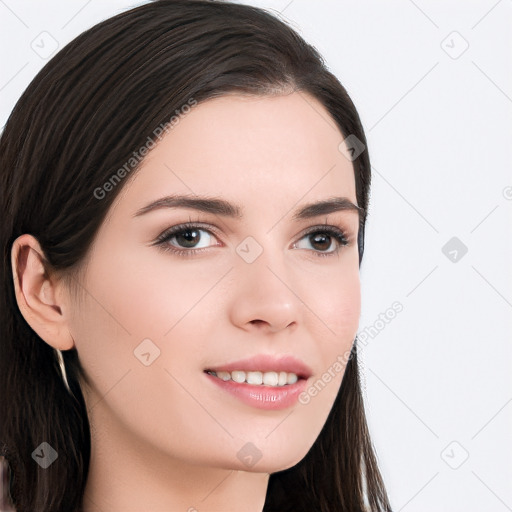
204,354,312,411
205,354,313,379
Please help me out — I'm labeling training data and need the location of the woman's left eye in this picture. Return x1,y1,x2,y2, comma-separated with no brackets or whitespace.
293,226,349,257
153,223,349,258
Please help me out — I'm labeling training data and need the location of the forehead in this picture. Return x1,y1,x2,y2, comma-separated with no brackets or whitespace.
114,92,357,218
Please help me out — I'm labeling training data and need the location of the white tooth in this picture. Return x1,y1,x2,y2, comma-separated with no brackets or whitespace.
246,371,263,385
287,373,298,385
227,370,298,386
231,371,246,383
263,371,279,386
278,371,288,386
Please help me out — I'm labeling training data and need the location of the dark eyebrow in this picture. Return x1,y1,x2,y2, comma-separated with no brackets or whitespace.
291,196,364,220
133,194,363,219
133,195,243,218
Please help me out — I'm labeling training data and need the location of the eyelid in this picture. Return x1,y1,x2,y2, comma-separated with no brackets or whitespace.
300,223,351,240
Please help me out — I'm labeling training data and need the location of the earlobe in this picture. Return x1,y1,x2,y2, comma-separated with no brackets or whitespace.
11,234,75,351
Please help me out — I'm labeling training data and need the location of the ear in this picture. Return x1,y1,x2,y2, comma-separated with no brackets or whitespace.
11,234,75,350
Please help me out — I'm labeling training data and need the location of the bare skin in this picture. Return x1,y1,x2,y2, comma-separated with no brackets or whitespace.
12,91,361,511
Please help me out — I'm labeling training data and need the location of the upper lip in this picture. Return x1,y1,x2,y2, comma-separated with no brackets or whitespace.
205,354,313,379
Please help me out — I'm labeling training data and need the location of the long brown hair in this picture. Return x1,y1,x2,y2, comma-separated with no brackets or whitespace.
0,1,392,510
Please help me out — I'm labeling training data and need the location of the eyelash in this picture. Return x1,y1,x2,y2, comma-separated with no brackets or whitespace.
153,222,350,259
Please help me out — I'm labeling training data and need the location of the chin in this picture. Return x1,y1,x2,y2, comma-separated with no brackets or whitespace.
241,445,311,474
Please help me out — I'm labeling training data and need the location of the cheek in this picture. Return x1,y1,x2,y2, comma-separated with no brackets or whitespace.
68,246,231,412
302,260,361,348
322,276,361,337
77,242,229,340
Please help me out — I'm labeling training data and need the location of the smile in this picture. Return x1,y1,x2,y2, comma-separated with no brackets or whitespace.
206,370,299,387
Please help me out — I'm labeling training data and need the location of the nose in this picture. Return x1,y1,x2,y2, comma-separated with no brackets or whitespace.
228,248,301,335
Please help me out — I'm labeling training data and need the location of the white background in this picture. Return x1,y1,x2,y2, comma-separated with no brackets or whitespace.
1,1,511,511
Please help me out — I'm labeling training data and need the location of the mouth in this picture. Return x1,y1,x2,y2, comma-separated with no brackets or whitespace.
204,355,312,410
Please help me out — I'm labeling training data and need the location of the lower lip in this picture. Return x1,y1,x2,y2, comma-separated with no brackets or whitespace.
205,373,308,410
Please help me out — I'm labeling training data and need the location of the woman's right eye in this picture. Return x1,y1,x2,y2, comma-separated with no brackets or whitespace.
154,223,221,256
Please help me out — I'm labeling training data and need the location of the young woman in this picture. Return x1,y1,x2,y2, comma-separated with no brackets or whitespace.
0,1,392,510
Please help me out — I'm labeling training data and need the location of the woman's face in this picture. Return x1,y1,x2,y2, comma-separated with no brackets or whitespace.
67,91,361,473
